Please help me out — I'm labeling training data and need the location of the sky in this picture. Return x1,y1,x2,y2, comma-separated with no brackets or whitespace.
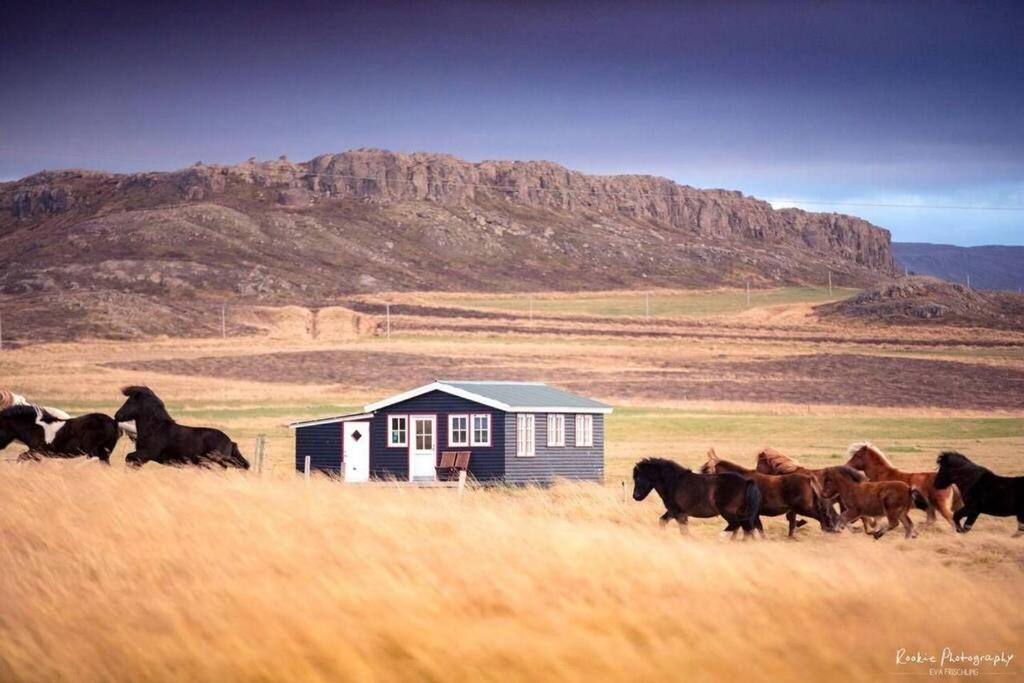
1,1,1022,245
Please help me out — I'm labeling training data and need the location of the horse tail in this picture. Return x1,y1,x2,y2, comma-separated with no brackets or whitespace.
230,442,251,470
910,487,929,511
743,479,761,528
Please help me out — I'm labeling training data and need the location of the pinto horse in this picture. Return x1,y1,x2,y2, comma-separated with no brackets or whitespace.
0,405,120,463
934,451,1024,536
702,449,836,537
822,466,927,540
632,458,761,539
845,443,960,530
114,386,249,469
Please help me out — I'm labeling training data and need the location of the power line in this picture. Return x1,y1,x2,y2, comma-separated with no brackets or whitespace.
3,143,1022,212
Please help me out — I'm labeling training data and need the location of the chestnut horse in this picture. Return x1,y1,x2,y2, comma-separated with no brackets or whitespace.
822,466,928,540
845,443,960,530
702,449,836,537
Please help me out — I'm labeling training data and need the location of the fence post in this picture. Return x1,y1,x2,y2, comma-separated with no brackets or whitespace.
304,455,311,483
221,304,226,338
254,434,266,476
828,270,832,296
385,303,391,340
644,292,650,318
0,308,4,350
621,480,626,504
746,280,750,307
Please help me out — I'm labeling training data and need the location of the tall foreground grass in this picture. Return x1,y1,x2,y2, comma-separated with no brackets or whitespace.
2,463,1022,682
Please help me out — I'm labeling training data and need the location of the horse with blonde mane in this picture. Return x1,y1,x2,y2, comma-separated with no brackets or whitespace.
845,443,960,530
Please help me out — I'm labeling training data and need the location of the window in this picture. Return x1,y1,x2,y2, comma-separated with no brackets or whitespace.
547,414,565,447
516,414,535,457
388,415,407,447
448,414,469,447
575,414,594,447
471,414,491,447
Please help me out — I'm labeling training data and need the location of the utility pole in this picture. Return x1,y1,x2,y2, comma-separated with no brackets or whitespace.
967,274,971,290
385,303,391,340
828,270,833,296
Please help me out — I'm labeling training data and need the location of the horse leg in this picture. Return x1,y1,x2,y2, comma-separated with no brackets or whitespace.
873,509,901,540
675,514,690,535
933,488,957,532
961,510,981,533
659,511,673,528
923,501,937,527
1015,514,1024,538
786,510,798,537
17,449,41,462
901,512,917,539
952,506,971,533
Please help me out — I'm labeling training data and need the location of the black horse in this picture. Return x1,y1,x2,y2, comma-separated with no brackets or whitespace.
632,457,762,538
934,451,1023,536
0,405,120,463
114,386,249,469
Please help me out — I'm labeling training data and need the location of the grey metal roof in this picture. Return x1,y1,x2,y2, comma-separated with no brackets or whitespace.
438,381,612,411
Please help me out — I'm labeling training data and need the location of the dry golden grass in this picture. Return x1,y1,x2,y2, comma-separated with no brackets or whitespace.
2,462,1023,683
3,294,1024,681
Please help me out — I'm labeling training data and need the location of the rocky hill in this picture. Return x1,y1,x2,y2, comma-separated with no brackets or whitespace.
0,149,895,340
893,242,1024,291
817,276,1024,329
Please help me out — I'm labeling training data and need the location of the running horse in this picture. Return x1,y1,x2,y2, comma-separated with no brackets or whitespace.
114,386,249,469
0,405,120,463
934,451,1024,536
632,457,762,539
845,443,960,530
821,466,928,540
702,449,837,537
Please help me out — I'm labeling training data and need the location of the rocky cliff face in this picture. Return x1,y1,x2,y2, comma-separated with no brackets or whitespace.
0,149,895,340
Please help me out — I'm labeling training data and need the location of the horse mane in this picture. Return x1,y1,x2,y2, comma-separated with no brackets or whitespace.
121,385,172,421
0,390,13,411
937,451,988,474
634,457,691,476
829,465,868,483
847,442,893,467
757,447,803,474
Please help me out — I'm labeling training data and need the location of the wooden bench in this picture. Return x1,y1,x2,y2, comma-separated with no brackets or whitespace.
437,450,471,492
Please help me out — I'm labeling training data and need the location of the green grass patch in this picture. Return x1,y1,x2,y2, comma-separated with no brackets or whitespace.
446,287,858,318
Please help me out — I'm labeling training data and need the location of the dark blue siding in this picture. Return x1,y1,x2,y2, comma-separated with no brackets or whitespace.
369,391,506,482
503,413,604,484
294,422,341,475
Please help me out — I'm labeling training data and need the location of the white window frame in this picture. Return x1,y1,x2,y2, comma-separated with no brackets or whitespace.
516,414,536,457
547,414,565,447
388,415,408,447
471,413,492,447
575,414,594,447
448,414,470,447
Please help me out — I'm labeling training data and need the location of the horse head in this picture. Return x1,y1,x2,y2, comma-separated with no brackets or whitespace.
934,451,979,489
632,461,657,501
844,444,869,471
115,386,169,424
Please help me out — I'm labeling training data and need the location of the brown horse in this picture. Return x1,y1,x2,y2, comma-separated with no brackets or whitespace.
701,449,836,537
822,466,927,539
845,443,960,530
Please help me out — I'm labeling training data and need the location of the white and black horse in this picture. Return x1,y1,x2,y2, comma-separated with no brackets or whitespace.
114,386,249,469
935,451,1024,536
0,405,120,463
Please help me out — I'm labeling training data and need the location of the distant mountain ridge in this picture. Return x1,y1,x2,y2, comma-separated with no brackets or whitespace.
893,243,1024,292
0,149,896,340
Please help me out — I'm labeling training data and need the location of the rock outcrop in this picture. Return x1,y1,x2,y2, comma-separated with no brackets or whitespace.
0,149,897,340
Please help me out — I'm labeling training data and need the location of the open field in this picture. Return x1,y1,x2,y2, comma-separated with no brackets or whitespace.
2,288,1023,681
442,286,861,318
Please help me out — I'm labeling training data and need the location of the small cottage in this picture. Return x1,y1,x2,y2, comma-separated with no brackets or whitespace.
288,380,611,484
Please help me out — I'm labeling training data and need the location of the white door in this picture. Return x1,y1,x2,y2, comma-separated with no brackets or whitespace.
343,422,370,482
409,416,437,480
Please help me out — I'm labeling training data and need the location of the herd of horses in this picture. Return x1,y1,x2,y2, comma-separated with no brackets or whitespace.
3,387,1020,537
0,387,249,469
633,444,1024,539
